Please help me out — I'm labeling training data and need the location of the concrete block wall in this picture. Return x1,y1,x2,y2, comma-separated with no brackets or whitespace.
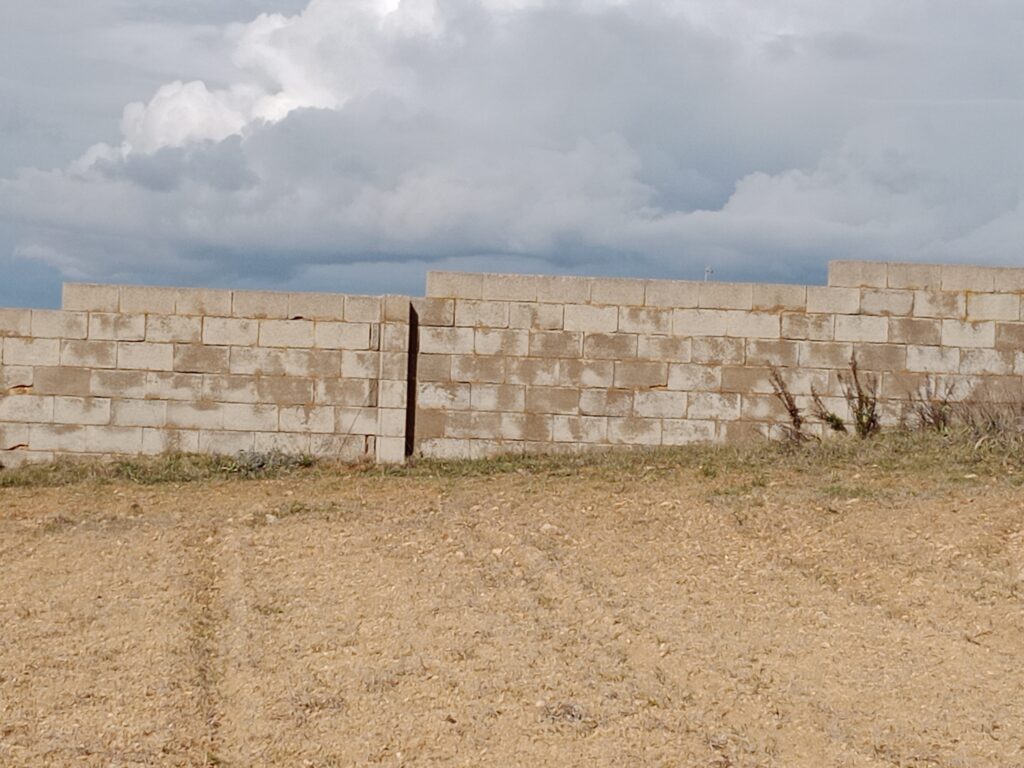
0,283,406,466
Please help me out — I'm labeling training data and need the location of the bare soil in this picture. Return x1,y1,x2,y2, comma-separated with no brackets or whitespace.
1,453,1023,766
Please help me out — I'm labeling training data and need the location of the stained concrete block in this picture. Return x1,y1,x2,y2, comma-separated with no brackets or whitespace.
204,317,259,346
994,322,1024,351
470,383,526,412
667,363,721,392
198,430,255,455
340,350,380,379
552,415,607,443
725,311,780,339
117,342,174,371
232,290,290,319
860,289,913,317
745,339,799,367
259,375,316,406
887,263,942,290
427,271,485,300
662,419,716,445
31,367,91,396
146,315,203,344
752,284,806,312
590,277,645,306
529,330,583,358
508,302,563,330
644,279,699,308
142,428,200,455
60,340,117,369
699,282,754,310
672,309,728,337
62,283,119,312
410,298,454,326
781,313,834,341
90,370,147,399
941,319,995,348
959,349,1014,376
31,310,87,339
687,392,741,421
259,319,315,348
797,341,854,369
0,394,54,422
941,265,996,292
316,378,377,407
913,291,965,319
111,399,168,428
455,300,510,328
827,261,887,288
607,417,661,445
482,274,543,302
633,390,687,418
834,315,888,343
173,344,230,374
451,355,506,384
344,296,382,323
888,318,941,346
418,382,471,410
474,329,529,356
314,322,372,350
619,307,672,335
636,336,691,362
583,333,638,360
120,286,177,314
806,287,860,315
690,337,744,365
0,309,31,337
4,338,60,366
287,292,345,320
535,276,591,304
279,405,335,433
906,345,960,373
52,396,111,426
419,326,474,355
524,386,580,415
563,304,618,333
966,293,1019,322
88,313,146,341
558,359,615,388
174,289,232,317
613,361,668,388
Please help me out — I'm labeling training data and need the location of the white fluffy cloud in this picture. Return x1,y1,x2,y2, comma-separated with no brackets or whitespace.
2,0,1023,301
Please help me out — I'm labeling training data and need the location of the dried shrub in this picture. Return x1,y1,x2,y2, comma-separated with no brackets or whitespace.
810,387,847,433
839,356,881,439
769,367,811,442
908,377,957,433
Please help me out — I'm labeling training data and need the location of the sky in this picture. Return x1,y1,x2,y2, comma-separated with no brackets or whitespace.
1,0,1023,307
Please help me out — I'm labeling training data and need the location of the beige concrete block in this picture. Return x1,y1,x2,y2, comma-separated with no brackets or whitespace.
482,274,543,302
991,268,1024,293
834,315,888,343
852,343,906,371
418,382,471,410
81,425,141,454
444,412,503,441
31,366,91,396
688,392,741,420
310,434,373,460
28,424,87,452
668,363,721,392
619,307,672,335
967,293,1019,321
383,295,412,323
633,390,687,418
995,322,1024,351
745,339,799,367
255,431,312,455
120,285,177,314
0,394,53,422
336,407,379,435
146,314,202,343
525,386,579,415
860,289,913,317
613,361,668,388
662,419,716,445
145,372,203,401
636,336,691,362
752,284,806,312
4,338,60,366
798,341,854,369
232,290,289,319
203,317,258,346
827,260,887,288
583,332,638,359
221,403,279,432
202,374,259,404
564,304,618,333
906,345,960,373
312,321,371,350
174,288,232,317
0,423,29,450
63,283,119,312
607,417,661,445
287,292,345,320
375,434,406,462
960,349,1014,375
117,342,174,371
913,290,965,319
410,297,454,326
474,329,529,356
279,405,335,433
452,355,506,384
173,344,229,374
643,280,699,308
720,366,772,395
941,319,995,348
505,358,560,386
552,415,607,443
344,295,382,323
471,383,525,412
88,312,146,341
90,370,147,399
579,389,632,417
558,359,615,388
30,310,87,339
0,308,32,336
417,437,471,459
508,301,563,330
427,271,484,299
258,319,314,348
672,309,728,336
415,408,446,439
525,330,581,358
590,277,644,306
380,351,409,380
807,286,860,314
455,300,510,328
142,428,200,455
199,430,255,454
887,263,942,290
941,265,996,292
315,378,376,407
378,380,406,409
111,399,167,427
781,313,834,341
381,323,409,353
691,337,744,364
725,311,780,339
340,350,380,379
699,282,754,310
167,402,225,430
888,318,940,346
53,396,111,425
0,365,33,391
0,449,53,467
536,276,592,304
420,326,474,355
416,354,452,383
739,394,792,421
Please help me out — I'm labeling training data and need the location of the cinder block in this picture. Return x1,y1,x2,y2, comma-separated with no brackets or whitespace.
3,338,60,366
781,313,834,341
834,315,888,343
688,392,741,420
111,399,167,427
204,317,259,346
552,415,607,443
174,288,232,317
53,396,111,426
691,337,744,365
725,311,780,339
798,341,854,369
672,309,728,337
81,425,143,455
310,434,372,460
378,380,406,408
591,277,645,306
941,319,995,348
535,276,591,304
142,428,200,455
913,290,965,319
312,321,371,350
28,424,87,452
232,290,289,319
415,408,446,439
340,350,380,378
888,318,941,346
636,336,691,362
0,309,31,336
455,300,510,328
607,417,662,445
994,322,1024,351
559,359,615,388
564,304,618,333
618,307,672,335
221,403,279,432
860,289,913,317
633,390,687,418
508,302,563,330
383,295,412,323
146,315,202,343
418,382,471,410
887,263,942,290
699,282,753,310
505,358,560,386
416,354,452,383
91,370,147,399
379,351,408,380
960,349,1014,375
279,405,335,433
525,386,579,415
990,268,1024,293
451,355,506,384
336,407,379,435
145,372,203,401
668,363,721,392
255,431,312,455
0,365,33,391
806,287,860,315
941,265,996,292
167,402,226,430
259,319,314,348
426,272,485,300
88,313,145,341
287,292,345,320
470,383,525,412
198,430,255,454
203,374,259,404
662,419,716,445
173,344,229,374
31,310,87,339
344,295,382,323
445,411,499,440
418,438,471,459
0,423,29,450
475,329,529,356
117,342,174,371
381,323,409,352
62,283,119,312
315,378,376,407
613,361,668,388
529,330,583,358
720,366,772,394
579,389,633,417
482,274,542,302
0,394,53,422
752,284,806,312
643,280,700,308
120,286,177,314
740,394,790,421
967,293,1019,321
827,261,887,288
583,333,638,359
31,367,91,396
419,326,474,355
852,343,906,371
410,297,454,326
375,435,406,463
907,345,960,373
745,339,799,367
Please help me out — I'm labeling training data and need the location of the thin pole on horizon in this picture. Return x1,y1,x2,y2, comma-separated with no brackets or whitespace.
704,266,714,282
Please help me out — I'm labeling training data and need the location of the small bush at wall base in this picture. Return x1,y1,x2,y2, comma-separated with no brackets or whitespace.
839,356,881,439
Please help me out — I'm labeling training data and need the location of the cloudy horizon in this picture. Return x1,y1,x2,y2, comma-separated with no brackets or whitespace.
2,0,1022,307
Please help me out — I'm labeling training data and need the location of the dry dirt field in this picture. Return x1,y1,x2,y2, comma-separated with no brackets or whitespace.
1,439,1023,767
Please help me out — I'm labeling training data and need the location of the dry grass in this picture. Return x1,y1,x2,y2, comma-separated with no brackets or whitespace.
1,433,1023,766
